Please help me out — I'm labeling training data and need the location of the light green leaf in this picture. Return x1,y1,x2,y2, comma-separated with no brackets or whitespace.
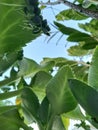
79,19,98,38
72,64,89,82
0,0,39,54
30,71,52,100
64,105,85,120
56,9,88,21
52,116,65,130
68,79,98,120
17,58,40,77
41,57,76,68
68,45,88,56
61,116,70,130
46,65,77,115
88,46,98,90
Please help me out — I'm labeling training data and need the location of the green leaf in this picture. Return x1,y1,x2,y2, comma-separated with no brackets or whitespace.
67,32,94,42
68,79,98,120
68,45,88,56
64,105,85,120
0,51,22,75
54,21,79,35
52,116,65,130
72,65,89,82
38,96,49,124
82,41,98,49
17,58,40,77
0,105,17,115
46,65,77,115
30,71,52,100
41,57,76,68
0,108,33,130
61,115,70,130
88,46,98,90
0,58,53,88
56,9,88,21
0,89,22,100
0,0,39,54
21,87,40,120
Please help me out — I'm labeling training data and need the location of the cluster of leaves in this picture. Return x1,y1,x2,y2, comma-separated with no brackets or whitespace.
1,0,98,130
23,0,50,35
54,0,98,57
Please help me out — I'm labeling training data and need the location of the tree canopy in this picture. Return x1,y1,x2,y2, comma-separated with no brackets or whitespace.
0,0,98,130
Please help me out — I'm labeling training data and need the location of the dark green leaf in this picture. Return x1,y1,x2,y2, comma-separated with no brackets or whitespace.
88,46,98,90
67,32,94,42
39,96,49,124
54,21,79,35
0,52,21,75
21,87,40,119
0,108,33,130
68,79,98,120
0,89,22,100
0,105,17,115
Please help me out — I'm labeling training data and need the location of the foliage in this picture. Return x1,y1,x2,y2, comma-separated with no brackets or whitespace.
0,0,98,130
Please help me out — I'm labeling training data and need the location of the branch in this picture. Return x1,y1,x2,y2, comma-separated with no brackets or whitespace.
40,0,98,19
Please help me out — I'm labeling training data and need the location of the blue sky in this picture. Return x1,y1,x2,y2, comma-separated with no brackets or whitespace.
23,3,77,63
23,3,89,63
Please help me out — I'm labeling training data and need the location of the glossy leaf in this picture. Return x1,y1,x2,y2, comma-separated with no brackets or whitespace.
88,46,98,90
56,9,88,21
0,0,39,54
46,65,77,115
68,79,98,120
